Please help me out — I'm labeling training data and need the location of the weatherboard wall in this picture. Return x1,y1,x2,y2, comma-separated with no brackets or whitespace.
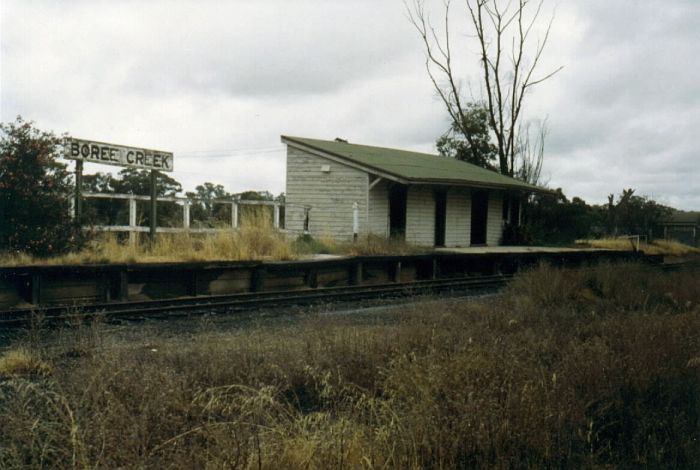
444,188,471,247
406,186,435,246
285,146,367,240
368,179,389,236
284,145,505,246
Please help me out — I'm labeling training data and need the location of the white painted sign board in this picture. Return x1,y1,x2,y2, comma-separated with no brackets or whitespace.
64,137,174,172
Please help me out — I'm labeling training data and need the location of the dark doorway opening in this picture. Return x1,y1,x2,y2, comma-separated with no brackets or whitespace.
470,190,489,245
434,189,447,246
389,185,407,238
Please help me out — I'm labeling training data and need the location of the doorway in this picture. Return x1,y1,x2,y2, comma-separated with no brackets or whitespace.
470,190,488,245
434,189,446,246
389,185,407,238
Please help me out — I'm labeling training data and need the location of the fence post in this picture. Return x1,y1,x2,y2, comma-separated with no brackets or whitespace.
183,200,190,230
274,204,280,229
129,196,137,245
232,202,238,229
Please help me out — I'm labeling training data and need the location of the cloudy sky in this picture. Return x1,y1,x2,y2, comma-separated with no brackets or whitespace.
2,0,698,209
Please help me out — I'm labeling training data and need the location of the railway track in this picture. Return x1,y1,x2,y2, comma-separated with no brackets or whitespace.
0,274,511,328
2,259,696,329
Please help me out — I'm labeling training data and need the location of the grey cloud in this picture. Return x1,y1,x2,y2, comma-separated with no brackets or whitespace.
2,0,699,210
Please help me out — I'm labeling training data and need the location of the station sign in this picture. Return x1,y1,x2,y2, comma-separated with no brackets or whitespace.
64,137,174,172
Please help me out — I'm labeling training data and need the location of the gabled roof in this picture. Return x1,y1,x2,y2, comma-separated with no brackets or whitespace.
281,135,549,193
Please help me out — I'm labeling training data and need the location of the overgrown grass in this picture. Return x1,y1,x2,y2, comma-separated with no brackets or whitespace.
0,213,297,266
1,263,698,468
1,230,427,266
295,233,427,257
577,237,700,255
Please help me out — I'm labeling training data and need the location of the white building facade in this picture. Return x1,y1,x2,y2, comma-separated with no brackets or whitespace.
283,136,546,247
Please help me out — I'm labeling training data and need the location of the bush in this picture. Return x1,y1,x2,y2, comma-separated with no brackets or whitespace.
0,117,86,256
500,222,533,245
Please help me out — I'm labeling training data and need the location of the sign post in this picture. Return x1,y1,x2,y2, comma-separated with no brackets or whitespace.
150,170,158,243
74,160,83,219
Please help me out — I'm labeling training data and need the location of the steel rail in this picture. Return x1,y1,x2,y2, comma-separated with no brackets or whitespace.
0,274,511,327
2,260,696,329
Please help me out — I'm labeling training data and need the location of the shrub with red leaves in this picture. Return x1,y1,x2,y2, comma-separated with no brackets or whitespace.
0,116,86,256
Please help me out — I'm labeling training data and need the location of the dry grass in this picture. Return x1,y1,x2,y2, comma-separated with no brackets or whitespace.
0,217,429,266
296,233,428,257
1,263,698,468
0,349,52,378
0,213,297,266
577,237,700,255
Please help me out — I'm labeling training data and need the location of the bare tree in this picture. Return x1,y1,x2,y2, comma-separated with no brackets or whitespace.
407,0,562,178
515,119,547,185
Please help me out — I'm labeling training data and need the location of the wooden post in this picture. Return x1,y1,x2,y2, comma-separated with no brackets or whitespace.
129,197,137,245
183,200,190,229
349,261,363,285
31,274,42,305
118,271,129,301
393,261,402,283
250,266,265,292
232,202,239,229
101,274,111,302
74,160,83,220
273,204,280,229
149,170,157,244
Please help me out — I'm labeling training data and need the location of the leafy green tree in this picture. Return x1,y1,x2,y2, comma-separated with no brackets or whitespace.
112,168,182,196
186,182,232,226
524,189,595,245
605,188,671,237
82,168,183,227
0,117,86,256
81,172,121,225
436,103,498,170
235,190,274,201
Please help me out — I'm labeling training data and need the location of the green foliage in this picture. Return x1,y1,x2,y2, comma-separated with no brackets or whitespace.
525,188,594,244
436,103,498,170
82,169,183,228
605,188,672,236
500,222,533,245
185,182,232,227
523,187,673,245
0,117,86,256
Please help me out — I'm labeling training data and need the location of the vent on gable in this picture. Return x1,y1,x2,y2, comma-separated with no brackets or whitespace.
321,164,331,173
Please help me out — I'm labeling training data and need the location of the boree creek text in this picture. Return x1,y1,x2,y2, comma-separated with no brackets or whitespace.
64,138,174,172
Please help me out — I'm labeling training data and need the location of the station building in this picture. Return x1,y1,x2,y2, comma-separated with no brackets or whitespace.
282,136,548,247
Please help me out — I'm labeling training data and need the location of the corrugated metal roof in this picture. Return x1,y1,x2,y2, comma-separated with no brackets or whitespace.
282,136,549,193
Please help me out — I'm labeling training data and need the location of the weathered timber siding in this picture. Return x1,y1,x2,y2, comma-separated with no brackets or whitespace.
285,147,367,239
406,186,435,246
368,179,389,236
445,188,471,247
487,191,504,246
